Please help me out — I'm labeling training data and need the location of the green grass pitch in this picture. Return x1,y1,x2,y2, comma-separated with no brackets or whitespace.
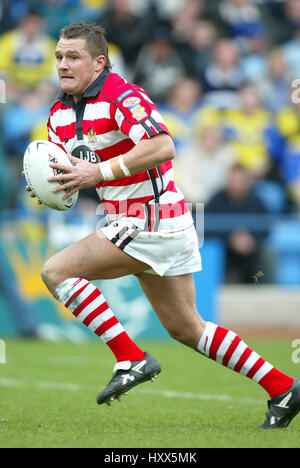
0,338,299,448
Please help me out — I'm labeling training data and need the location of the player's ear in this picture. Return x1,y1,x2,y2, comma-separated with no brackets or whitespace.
95,55,106,73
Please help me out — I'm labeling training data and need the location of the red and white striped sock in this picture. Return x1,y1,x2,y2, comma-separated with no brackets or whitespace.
197,322,294,399
54,278,145,363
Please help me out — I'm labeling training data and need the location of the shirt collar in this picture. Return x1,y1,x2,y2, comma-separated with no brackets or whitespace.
57,69,110,105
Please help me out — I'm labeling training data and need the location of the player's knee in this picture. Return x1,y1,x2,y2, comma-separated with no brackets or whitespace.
167,320,206,349
41,258,61,294
167,327,185,343
167,326,196,348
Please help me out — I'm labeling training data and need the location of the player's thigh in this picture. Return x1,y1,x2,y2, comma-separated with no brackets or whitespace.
42,230,150,292
136,272,206,347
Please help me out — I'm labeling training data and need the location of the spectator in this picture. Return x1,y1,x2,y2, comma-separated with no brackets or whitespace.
133,25,186,104
79,0,108,20
206,164,269,284
274,101,300,209
170,0,219,72
100,0,155,67
174,123,236,204
0,10,57,97
223,84,281,178
158,77,219,149
277,0,300,77
256,48,291,113
279,134,300,210
2,82,58,172
281,27,300,79
0,0,17,35
184,20,218,79
284,0,300,28
133,0,184,22
217,0,266,41
35,0,91,40
201,38,245,108
278,0,300,43
276,100,300,142
171,0,207,44
240,26,269,82
258,0,290,45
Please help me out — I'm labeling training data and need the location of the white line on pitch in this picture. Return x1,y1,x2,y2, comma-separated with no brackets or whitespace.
137,388,263,405
0,377,23,387
0,378,81,391
0,377,262,405
37,381,81,391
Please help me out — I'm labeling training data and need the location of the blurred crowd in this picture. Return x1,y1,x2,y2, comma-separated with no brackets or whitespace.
1,0,300,287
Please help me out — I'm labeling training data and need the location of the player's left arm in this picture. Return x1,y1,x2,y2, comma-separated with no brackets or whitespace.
48,133,175,199
101,132,175,179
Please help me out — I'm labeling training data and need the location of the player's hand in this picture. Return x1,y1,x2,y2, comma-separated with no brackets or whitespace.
47,153,102,199
22,170,43,205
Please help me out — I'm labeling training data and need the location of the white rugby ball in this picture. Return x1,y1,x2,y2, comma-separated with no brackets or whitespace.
23,140,78,211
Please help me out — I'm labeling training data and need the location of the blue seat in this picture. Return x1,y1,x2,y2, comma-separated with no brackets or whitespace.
254,180,287,214
194,238,225,323
268,220,300,285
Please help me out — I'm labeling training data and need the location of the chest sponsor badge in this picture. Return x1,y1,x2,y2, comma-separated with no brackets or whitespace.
71,144,100,163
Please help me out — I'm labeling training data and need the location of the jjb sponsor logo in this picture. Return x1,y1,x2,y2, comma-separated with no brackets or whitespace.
72,144,100,164
0,340,6,364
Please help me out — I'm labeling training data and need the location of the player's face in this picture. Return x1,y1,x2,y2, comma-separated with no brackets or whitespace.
55,37,105,101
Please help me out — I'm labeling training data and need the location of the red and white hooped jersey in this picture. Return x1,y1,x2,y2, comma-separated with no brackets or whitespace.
48,71,194,233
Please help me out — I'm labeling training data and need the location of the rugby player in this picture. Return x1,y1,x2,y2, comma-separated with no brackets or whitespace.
25,22,300,428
